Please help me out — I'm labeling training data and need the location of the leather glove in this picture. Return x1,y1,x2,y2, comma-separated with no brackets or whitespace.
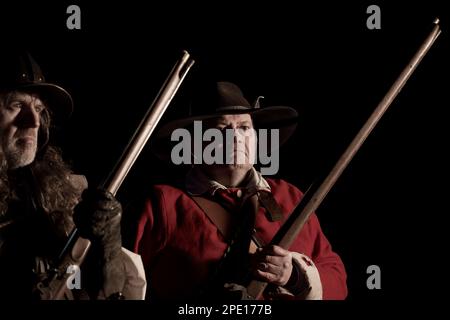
73,188,126,299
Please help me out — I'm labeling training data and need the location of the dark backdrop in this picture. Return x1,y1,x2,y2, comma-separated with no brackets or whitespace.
1,0,448,302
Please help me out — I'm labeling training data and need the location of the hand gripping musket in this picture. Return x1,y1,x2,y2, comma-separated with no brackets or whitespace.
241,19,441,300
34,51,195,300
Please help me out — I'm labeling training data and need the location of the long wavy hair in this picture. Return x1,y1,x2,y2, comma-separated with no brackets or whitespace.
0,91,81,236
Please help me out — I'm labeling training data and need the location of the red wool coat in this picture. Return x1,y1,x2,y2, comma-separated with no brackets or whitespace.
134,178,347,300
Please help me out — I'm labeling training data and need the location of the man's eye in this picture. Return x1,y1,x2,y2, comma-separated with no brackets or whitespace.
9,102,23,109
240,126,250,131
34,105,45,113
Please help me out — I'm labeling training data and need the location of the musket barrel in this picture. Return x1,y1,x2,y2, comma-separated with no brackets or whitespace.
104,51,195,195
39,51,194,300
278,19,441,250
245,19,441,300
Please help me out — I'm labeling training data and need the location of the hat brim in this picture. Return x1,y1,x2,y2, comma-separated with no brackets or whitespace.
152,106,298,160
12,83,73,122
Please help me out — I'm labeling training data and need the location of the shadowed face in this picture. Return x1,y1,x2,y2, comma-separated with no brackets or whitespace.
0,91,45,169
201,113,256,174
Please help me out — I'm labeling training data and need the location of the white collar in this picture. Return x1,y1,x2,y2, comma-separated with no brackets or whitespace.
186,167,271,196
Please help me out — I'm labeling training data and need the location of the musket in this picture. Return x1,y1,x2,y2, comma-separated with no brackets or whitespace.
244,19,441,300
35,51,195,300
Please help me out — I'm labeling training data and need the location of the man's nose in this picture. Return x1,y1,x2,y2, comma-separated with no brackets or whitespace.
17,107,40,128
233,129,242,144
233,128,251,142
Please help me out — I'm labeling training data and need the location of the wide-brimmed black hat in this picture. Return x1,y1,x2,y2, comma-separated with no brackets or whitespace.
0,52,73,120
153,81,298,159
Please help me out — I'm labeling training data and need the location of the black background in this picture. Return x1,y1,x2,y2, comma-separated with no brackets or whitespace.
1,0,449,303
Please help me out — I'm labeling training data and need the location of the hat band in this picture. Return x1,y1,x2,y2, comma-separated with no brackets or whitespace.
215,105,253,112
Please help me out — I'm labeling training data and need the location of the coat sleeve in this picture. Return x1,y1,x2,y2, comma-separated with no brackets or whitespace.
305,213,348,299
133,187,170,269
269,179,348,299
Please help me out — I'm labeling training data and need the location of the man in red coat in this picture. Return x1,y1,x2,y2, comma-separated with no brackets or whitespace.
134,81,347,300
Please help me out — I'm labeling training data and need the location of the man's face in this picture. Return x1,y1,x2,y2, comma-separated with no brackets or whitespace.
203,113,256,171
0,91,45,169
